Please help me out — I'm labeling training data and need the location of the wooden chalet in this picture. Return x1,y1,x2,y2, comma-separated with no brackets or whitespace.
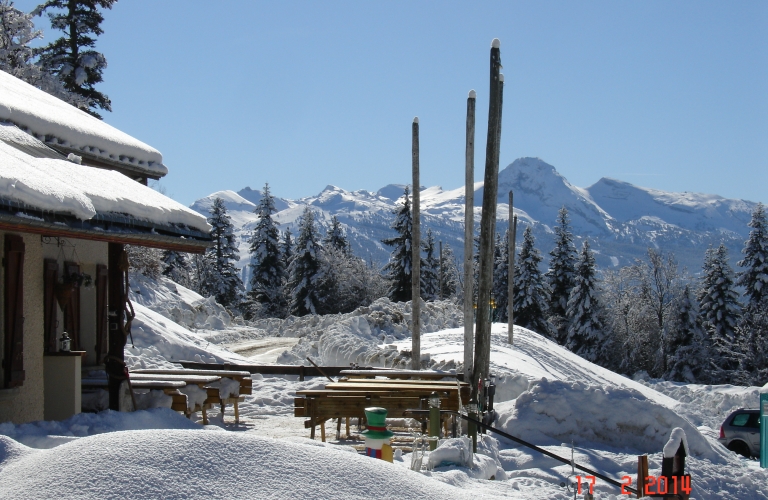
0,70,211,424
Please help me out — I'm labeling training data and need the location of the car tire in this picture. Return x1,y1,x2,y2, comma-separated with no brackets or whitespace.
727,440,751,458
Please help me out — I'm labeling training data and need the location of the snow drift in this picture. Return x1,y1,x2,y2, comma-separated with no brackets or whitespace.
0,429,483,500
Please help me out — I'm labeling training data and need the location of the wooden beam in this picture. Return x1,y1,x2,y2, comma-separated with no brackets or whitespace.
107,243,126,410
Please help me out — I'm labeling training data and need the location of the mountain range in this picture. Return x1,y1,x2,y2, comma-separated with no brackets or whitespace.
189,157,756,282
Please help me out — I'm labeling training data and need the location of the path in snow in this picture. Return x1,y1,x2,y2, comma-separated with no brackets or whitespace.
223,337,300,362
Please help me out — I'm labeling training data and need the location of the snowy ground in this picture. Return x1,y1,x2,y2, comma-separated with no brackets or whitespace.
1,276,766,499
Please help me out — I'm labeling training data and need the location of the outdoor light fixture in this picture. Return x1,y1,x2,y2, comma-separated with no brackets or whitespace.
429,391,440,409
59,331,71,352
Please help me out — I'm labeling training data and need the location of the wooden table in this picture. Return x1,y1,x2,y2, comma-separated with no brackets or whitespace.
338,369,460,380
295,379,470,442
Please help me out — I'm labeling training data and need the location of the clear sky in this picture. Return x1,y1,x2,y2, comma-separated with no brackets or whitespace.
16,0,768,206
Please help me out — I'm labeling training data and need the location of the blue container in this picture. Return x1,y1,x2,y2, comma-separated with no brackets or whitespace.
761,391,767,468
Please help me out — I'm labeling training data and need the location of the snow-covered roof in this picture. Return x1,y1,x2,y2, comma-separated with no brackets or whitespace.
0,70,167,177
0,127,210,242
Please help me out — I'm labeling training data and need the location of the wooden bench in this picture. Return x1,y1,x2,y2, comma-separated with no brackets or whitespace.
129,373,222,424
82,378,188,413
132,369,252,424
295,379,470,441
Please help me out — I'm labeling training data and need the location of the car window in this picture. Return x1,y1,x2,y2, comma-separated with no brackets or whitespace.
731,413,750,427
746,413,760,429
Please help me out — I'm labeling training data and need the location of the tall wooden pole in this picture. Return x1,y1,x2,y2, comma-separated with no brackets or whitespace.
508,191,514,344
439,241,444,300
472,38,502,401
411,117,421,370
510,214,517,344
463,89,476,382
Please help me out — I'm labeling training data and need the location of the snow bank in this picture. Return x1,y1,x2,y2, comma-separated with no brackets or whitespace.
0,137,209,231
276,298,463,368
495,379,728,462
0,71,166,175
129,274,242,333
124,303,249,370
0,430,482,500
0,408,199,450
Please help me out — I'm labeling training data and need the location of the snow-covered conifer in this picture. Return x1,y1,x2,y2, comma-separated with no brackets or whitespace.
439,243,460,299
420,229,439,301
287,206,324,316
280,228,293,269
381,187,413,302
665,284,708,382
513,227,552,336
698,244,742,374
737,203,768,308
566,240,605,362
492,231,509,322
34,0,115,118
323,215,349,254
546,206,577,343
0,0,90,108
161,250,191,287
247,184,285,318
203,197,243,309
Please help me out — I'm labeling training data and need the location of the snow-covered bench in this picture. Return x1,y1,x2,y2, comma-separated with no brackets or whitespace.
131,369,252,424
82,378,188,413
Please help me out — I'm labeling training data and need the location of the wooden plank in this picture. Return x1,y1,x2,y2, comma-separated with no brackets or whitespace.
132,369,251,378
128,373,220,384
178,361,361,378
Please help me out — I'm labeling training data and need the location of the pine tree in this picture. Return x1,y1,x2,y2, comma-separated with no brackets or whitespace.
514,226,552,336
420,229,439,301
665,284,708,382
0,0,89,107
280,227,293,269
546,206,577,343
698,244,742,376
439,243,459,299
566,240,606,362
492,231,509,322
161,250,191,287
737,203,768,308
247,183,285,318
203,197,243,309
381,186,413,302
287,206,324,316
323,215,348,254
34,0,115,118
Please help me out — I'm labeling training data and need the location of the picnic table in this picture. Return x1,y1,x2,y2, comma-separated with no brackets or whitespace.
131,369,252,424
338,369,460,381
294,378,470,442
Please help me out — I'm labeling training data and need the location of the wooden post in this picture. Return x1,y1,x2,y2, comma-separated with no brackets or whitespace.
637,455,649,498
439,241,444,300
472,38,502,401
508,191,514,344
510,215,517,343
463,89,476,382
106,242,126,410
412,117,421,370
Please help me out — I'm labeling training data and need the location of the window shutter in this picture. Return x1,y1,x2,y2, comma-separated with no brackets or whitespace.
44,259,58,353
4,234,25,388
95,264,108,365
64,262,81,351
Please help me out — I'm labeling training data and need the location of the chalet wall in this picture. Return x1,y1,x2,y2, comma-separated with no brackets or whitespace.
41,239,107,367
0,231,45,424
0,234,107,425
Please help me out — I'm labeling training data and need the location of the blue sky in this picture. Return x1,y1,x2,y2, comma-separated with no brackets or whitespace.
16,0,768,206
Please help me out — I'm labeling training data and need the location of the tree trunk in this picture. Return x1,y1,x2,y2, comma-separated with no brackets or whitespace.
463,90,476,382
472,39,502,401
411,117,421,370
